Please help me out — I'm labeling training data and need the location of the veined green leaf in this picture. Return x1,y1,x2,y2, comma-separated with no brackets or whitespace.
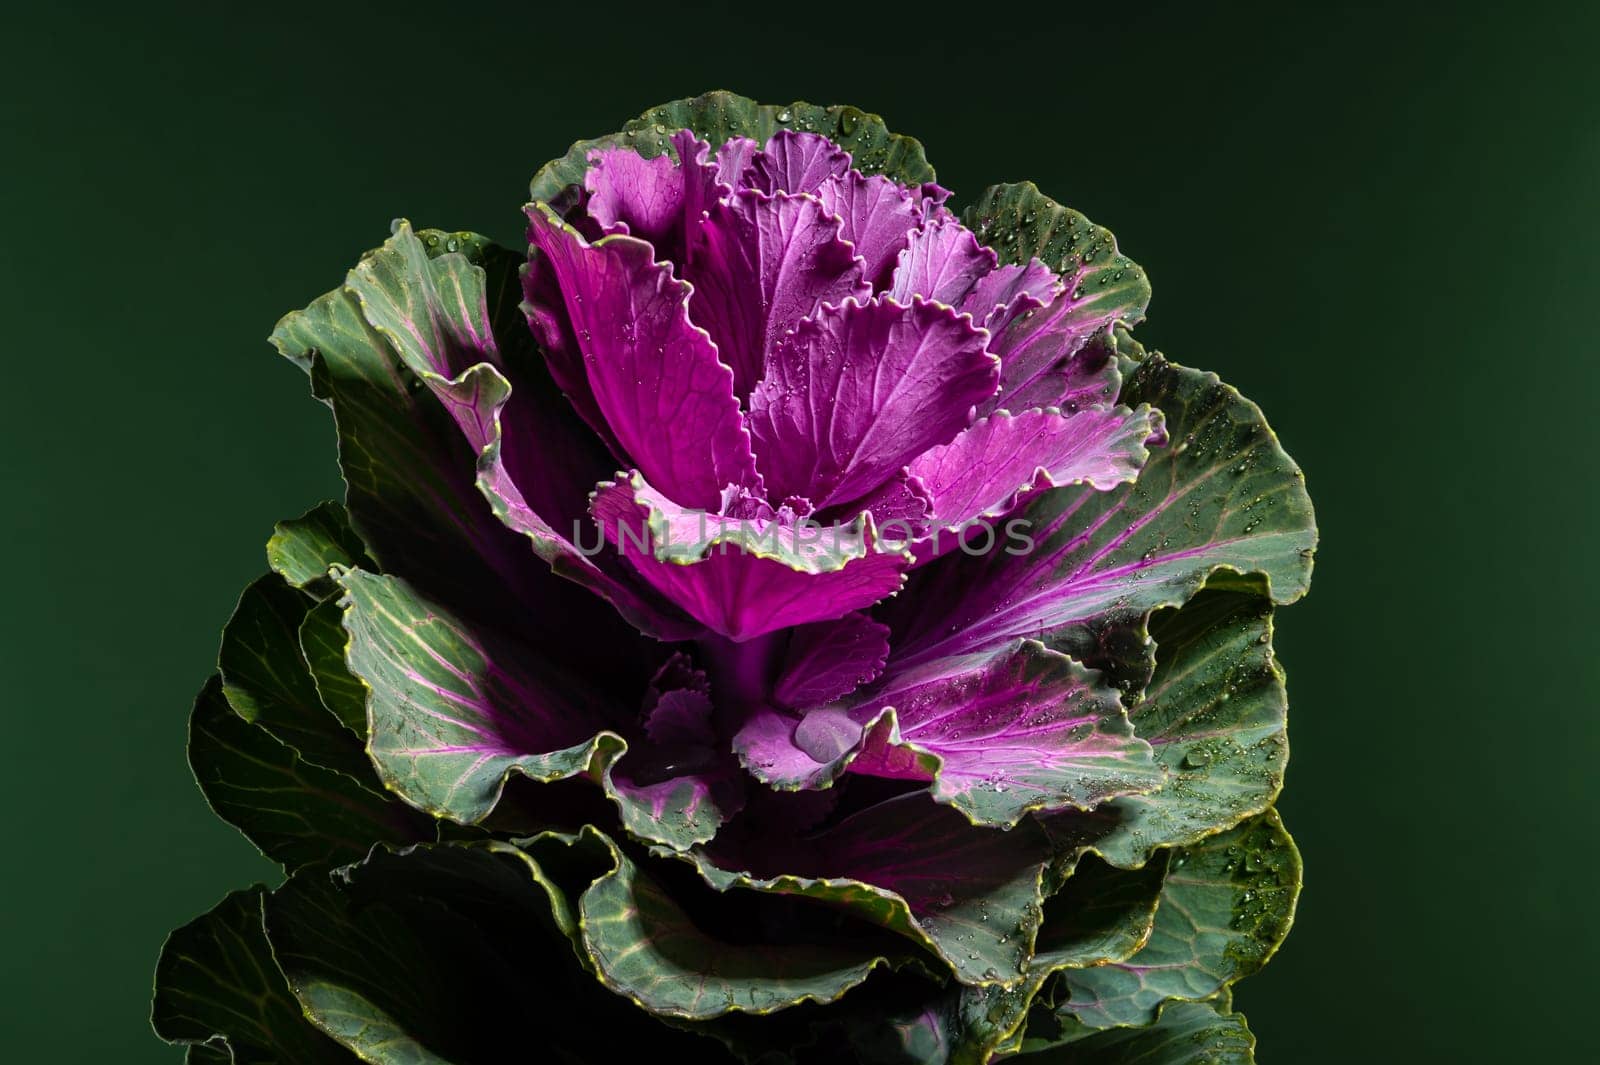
1052,810,1301,1029
188,675,429,871
1020,999,1257,1063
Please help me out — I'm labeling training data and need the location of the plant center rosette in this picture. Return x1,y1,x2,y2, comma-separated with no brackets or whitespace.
153,93,1316,1065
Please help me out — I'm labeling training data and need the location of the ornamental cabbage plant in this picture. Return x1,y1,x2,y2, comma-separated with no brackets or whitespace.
153,92,1316,1065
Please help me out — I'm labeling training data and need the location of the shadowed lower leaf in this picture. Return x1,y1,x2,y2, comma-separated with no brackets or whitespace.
297,596,367,734
861,856,1168,1065
1051,810,1301,1029
261,836,752,1062
151,887,354,1064
218,573,372,780
188,674,431,871
682,794,1053,988
1020,999,1256,1063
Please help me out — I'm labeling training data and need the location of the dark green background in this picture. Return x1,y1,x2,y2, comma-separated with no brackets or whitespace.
5,1,1594,1059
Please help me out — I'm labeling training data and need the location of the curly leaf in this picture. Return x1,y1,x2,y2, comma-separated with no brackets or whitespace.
531,90,935,205
873,856,1168,1065
152,887,353,1064
604,758,746,853
345,221,697,641
1041,589,1289,869
965,182,1150,417
1053,810,1301,1029
579,832,909,1019
682,795,1052,987
266,850,530,1063
738,639,1164,819
846,641,1165,826
591,472,910,642
524,204,762,508
908,406,1165,548
272,275,536,618
747,295,997,510
272,233,691,647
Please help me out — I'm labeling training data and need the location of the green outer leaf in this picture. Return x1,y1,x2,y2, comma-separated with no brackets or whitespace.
188,675,430,871
1111,321,1151,373
336,567,625,824
266,501,374,594
218,573,374,781
1054,810,1301,1029
579,832,908,1020
530,90,936,204
298,596,367,734
1114,352,1316,600
1034,855,1168,975
1020,1000,1256,1063
151,886,353,1064
1049,589,1290,870
507,826,617,941
271,279,500,609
